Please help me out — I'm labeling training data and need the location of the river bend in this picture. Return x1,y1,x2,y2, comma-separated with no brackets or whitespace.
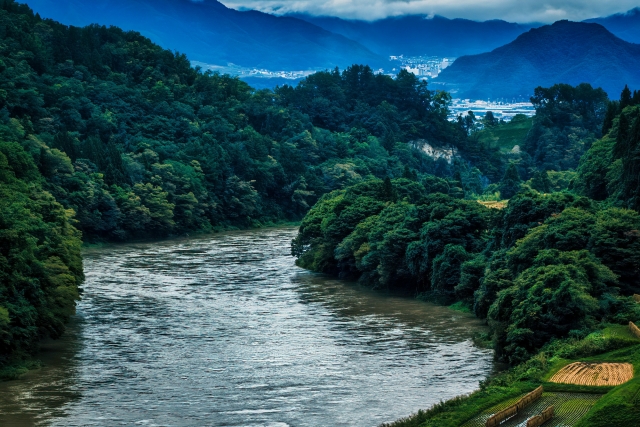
0,227,494,426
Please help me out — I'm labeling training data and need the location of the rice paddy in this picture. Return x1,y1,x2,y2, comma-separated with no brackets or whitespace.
477,200,508,210
549,362,634,387
461,392,602,427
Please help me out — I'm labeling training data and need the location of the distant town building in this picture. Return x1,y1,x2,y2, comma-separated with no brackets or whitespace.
392,55,457,79
448,99,535,122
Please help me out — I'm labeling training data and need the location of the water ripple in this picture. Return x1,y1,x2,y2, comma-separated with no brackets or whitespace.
0,227,494,427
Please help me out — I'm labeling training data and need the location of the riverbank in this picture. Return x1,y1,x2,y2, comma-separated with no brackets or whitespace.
383,324,640,427
0,227,495,426
2,222,302,382
81,220,302,248
0,359,42,381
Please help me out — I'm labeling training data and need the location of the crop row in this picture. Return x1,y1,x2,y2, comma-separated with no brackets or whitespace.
550,362,633,387
461,392,602,427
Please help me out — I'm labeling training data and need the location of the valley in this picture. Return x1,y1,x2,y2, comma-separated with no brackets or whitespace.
0,1,639,426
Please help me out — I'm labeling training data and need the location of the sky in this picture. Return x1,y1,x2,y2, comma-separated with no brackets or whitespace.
218,0,640,23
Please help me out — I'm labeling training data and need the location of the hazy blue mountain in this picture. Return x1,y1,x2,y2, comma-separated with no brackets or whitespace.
585,8,640,44
288,13,536,57
24,0,385,70
434,21,640,100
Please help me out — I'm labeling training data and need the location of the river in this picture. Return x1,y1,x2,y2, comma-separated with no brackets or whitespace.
0,227,495,427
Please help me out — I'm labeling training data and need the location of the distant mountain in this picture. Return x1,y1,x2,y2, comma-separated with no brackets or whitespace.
288,13,536,57
585,8,640,44
434,20,640,100
23,0,385,70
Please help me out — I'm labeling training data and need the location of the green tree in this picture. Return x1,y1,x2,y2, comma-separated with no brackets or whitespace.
620,85,633,110
499,163,522,199
483,111,498,128
0,141,83,365
431,244,472,294
489,250,615,364
529,170,551,193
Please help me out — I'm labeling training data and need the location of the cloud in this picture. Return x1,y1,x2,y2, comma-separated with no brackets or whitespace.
218,0,640,23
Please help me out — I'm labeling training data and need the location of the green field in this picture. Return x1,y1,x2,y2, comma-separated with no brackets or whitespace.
476,115,533,152
461,392,602,427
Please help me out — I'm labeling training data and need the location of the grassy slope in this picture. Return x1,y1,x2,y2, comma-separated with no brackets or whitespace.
476,117,533,152
383,324,640,427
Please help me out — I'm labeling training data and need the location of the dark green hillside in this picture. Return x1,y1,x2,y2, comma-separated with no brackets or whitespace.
0,141,83,376
295,85,640,426
0,0,475,243
575,86,640,211
525,83,609,171
436,20,640,100
476,114,532,152
0,0,488,367
24,0,386,71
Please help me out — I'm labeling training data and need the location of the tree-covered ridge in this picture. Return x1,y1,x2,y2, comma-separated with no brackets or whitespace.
576,85,640,210
293,85,640,366
0,0,480,367
0,0,471,242
0,140,83,370
525,83,609,171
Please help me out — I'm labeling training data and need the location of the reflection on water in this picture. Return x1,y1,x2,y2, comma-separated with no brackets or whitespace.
0,227,494,427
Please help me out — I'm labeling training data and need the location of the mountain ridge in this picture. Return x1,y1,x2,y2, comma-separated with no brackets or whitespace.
287,13,537,57
585,8,640,44
23,0,386,70
434,20,640,100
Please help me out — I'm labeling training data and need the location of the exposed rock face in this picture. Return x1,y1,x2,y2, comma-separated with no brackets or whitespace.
411,140,458,163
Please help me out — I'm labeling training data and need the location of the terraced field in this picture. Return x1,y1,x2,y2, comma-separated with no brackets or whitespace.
461,392,602,427
477,201,508,210
550,362,634,386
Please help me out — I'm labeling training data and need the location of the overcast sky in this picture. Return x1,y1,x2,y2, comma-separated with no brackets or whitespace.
219,0,640,23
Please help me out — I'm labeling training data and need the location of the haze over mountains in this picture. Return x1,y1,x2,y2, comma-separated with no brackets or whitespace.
434,21,640,100
586,8,640,44
289,14,536,57
24,0,385,70
22,0,640,99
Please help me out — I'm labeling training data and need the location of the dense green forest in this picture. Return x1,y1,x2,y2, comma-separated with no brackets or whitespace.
0,140,82,372
0,0,482,243
0,0,509,368
294,85,640,364
1,2,639,425
295,85,640,425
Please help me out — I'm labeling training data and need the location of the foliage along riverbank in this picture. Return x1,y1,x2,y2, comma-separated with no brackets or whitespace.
292,86,640,425
0,140,83,377
0,5,638,427
382,324,640,427
0,0,490,372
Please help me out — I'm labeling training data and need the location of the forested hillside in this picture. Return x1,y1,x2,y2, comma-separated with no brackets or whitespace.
0,141,83,373
0,0,487,367
24,0,386,71
293,84,640,365
0,0,478,243
295,80,640,425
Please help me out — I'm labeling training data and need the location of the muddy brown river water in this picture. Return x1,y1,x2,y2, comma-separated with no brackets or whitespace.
0,227,495,426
